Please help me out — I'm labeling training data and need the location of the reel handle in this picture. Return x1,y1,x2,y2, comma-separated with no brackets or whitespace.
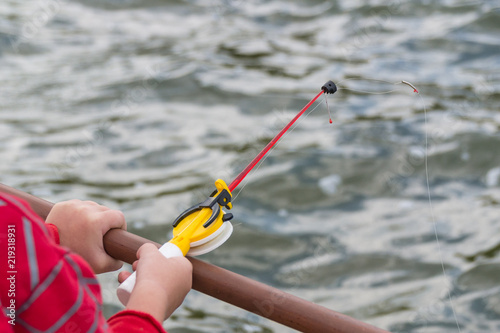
116,242,184,306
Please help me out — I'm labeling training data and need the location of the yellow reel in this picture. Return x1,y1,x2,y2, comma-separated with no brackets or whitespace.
170,179,234,256
117,179,233,306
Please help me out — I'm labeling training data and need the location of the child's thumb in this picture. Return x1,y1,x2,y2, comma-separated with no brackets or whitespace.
136,242,158,259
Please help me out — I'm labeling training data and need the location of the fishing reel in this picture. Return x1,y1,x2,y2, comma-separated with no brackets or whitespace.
117,179,234,305
170,179,234,256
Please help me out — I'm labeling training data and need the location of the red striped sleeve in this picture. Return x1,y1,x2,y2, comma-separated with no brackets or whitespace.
44,223,60,245
108,310,166,332
0,193,167,333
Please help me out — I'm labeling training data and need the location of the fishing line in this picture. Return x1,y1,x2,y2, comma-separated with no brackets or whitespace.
339,78,461,331
336,77,411,95
336,77,400,86
231,79,413,202
324,93,333,124
390,82,461,332
418,90,461,332
338,88,400,95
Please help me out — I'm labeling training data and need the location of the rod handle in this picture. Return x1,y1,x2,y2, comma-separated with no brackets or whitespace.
116,242,184,306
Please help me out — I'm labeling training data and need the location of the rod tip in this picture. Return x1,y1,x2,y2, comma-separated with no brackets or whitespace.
321,80,337,94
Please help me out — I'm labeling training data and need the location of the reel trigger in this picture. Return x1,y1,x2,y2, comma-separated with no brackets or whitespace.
172,187,232,229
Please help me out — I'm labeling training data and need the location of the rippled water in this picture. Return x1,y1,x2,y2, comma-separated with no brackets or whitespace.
2,0,500,332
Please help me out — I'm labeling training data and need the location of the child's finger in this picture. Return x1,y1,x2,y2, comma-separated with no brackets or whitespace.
118,271,132,283
100,209,127,231
116,260,137,282
82,200,101,207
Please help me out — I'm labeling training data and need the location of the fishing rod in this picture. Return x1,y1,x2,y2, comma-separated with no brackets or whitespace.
116,80,338,303
229,80,337,191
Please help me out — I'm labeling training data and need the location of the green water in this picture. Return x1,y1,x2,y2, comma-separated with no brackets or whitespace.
1,0,500,332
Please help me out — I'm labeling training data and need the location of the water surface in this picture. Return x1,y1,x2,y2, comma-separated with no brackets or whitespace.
1,0,500,332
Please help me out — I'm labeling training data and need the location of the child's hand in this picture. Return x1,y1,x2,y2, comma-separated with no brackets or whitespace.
46,200,127,274
118,243,192,322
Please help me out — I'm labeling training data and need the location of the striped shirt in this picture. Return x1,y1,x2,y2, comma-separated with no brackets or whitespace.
0,193,166,333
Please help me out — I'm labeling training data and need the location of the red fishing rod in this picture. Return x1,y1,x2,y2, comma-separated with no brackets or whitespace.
229,80,337,192
117,80,338,305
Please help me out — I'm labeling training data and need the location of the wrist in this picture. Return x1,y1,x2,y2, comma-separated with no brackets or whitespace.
127,281,170,323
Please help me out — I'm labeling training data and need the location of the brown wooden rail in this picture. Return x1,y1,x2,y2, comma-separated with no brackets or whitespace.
0,183,390,333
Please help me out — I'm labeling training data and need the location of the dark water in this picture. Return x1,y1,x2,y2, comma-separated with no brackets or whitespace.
2,0,500,332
